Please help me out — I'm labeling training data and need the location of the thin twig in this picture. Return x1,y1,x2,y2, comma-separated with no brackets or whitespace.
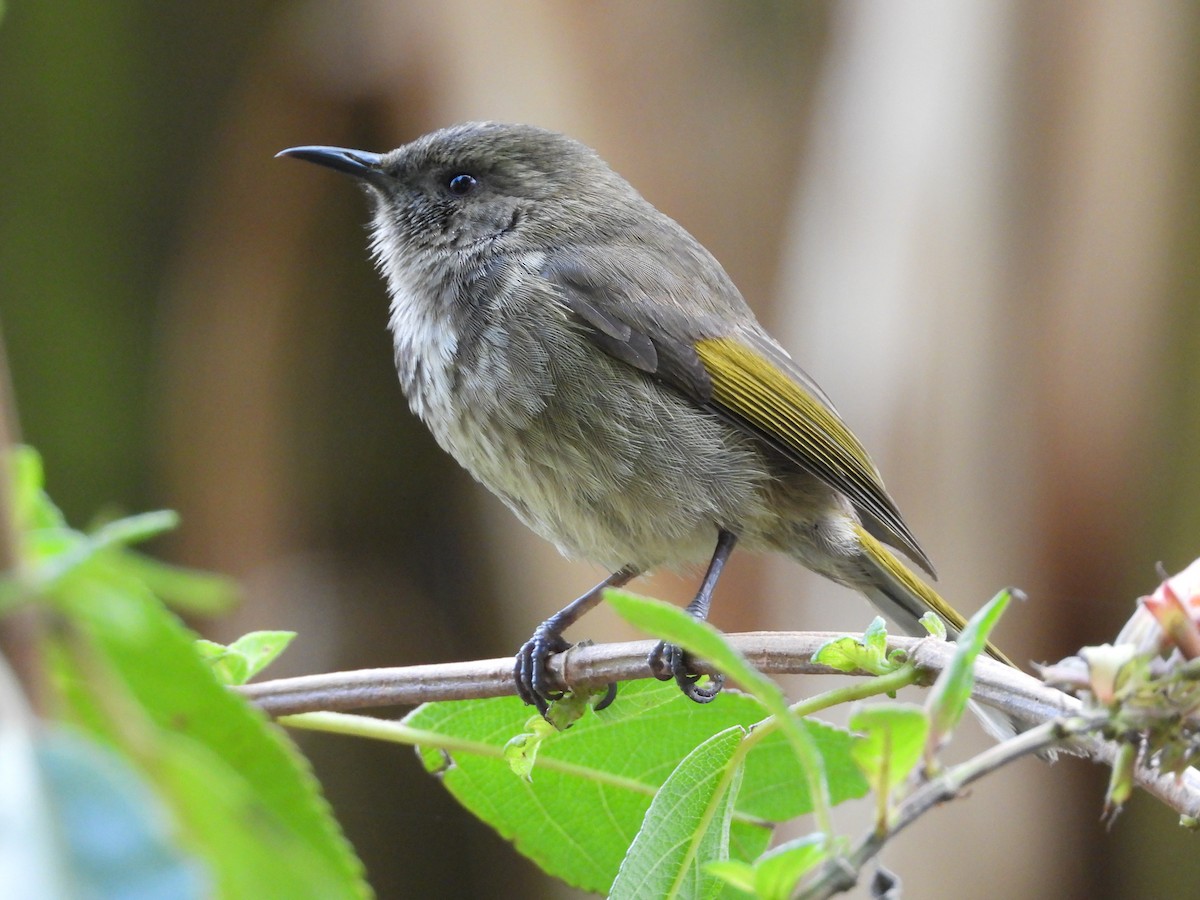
238,631,1071,721
798,717,1103,899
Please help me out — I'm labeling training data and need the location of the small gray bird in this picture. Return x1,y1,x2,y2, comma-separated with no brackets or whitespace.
278,122,1013,723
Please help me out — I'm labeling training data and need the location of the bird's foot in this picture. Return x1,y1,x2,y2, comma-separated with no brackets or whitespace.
647,641,725,703
514,627,618,718
514,626,570,717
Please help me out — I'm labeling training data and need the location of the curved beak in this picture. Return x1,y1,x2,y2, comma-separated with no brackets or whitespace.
276,145,385,182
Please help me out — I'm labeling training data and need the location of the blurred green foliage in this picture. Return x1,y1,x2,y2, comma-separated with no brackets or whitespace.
3,445,368,897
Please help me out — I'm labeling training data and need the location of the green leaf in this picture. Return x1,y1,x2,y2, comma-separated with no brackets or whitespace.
814,617,901,676
918,611,946,640
606,591,838,840
502,714,557,780
605,590,782,707
88,510,180,547
752,834,828,900
46,559,367,899
544,678,610,731
705,859,756,895
195,639,251,686
35,512,182,589
610,726,746,900
197,630,296,687
848,704,928,797
1104,741,1137,825
402,680,866,894
7,447,362,893
226,630,296,674
0,604,205,900
925,588,1014,744
406,681,767,893
9,444,66,532
707,834,829,900
117,553,239,615
737,727,867,821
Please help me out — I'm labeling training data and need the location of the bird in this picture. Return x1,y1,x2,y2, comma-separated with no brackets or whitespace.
277,122,1015,731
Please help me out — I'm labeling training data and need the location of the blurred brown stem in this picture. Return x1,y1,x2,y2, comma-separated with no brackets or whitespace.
239,631,1068,717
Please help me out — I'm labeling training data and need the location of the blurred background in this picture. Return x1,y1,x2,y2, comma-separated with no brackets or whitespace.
3,2,1199,897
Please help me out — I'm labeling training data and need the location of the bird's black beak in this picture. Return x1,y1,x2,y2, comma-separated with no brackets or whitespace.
276,146,385,182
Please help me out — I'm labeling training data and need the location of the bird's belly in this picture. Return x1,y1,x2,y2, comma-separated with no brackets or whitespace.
430,365,778,571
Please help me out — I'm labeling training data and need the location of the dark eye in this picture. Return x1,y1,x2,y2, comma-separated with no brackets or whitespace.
447,174,478,196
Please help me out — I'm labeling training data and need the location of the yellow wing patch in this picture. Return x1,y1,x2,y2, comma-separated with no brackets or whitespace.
694,336,932,575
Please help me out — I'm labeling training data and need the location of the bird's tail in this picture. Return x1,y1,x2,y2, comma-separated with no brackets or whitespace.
852,523,1020,741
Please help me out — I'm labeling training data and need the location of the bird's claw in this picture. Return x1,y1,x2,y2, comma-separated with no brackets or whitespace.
514,627,569,716
514,628,619,718
647,641,725,703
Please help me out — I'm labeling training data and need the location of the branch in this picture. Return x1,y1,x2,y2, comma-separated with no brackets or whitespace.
800,717,1101,899
238,631,1070,721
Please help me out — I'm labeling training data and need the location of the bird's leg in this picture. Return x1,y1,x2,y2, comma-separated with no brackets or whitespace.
515,565,640,717
648,528,738,703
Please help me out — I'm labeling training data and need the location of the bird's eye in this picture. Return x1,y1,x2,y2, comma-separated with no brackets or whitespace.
447,174,478,196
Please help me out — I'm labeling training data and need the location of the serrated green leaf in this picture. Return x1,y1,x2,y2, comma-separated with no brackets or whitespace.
925,588,1013,743
405,681,768,893
610,726,746,900
46,559,367,899
737,726,867,821
402,680,866,894
849,704,928,796
606,591,837,842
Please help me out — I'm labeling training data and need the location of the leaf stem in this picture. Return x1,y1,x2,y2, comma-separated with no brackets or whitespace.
788,665,923,719
285,711,655,792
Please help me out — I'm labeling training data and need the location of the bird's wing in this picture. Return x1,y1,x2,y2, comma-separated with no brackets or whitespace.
543,254,935,577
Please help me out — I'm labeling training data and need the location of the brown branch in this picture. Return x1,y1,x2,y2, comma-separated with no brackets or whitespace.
238,631,1071,720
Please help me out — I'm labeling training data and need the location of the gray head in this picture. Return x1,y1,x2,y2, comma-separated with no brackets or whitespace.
278,122,651,259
